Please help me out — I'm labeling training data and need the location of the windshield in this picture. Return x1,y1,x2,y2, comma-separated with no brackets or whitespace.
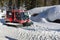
20,12,29,20
15,12,29,20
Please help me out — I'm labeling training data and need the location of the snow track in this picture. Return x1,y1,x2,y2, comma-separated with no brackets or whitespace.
17,22,60,40
18,28,60,40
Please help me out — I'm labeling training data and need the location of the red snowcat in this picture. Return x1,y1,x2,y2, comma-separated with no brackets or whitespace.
5,9,33,26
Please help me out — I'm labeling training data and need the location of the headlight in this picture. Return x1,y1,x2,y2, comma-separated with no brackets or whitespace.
9,13,12,15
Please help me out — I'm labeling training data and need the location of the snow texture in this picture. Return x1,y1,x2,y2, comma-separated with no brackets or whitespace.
17,22,60,40
18,27,60,40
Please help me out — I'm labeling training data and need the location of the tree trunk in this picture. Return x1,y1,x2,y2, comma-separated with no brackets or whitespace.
44,0,46,6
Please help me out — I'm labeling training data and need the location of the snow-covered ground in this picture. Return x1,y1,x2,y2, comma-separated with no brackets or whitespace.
1,22,60,40
1,5,60,40
0,23,18,40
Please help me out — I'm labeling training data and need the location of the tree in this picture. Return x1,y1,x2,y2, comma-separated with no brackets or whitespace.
51,0,57,5
36,0,44,7
8,0,12,10
25,0,36,10
44,0,46,6
59,0,60,4
0,0,4,7
25,0,31,10
0,0,4,12
17,0,20,9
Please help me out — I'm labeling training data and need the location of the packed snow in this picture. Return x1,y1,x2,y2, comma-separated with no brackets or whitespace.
18,28,60,40
1,5,60,40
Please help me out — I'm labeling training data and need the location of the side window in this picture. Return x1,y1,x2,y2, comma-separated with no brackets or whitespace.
15,12,21,20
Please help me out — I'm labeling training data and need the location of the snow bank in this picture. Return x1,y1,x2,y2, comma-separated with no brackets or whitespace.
28,6,54,15
29,6,53,22
29,5,60,22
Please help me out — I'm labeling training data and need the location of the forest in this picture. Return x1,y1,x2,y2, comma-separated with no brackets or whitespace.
0,0,60,10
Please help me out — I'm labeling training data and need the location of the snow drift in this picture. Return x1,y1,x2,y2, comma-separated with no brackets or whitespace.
29,5,60,22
